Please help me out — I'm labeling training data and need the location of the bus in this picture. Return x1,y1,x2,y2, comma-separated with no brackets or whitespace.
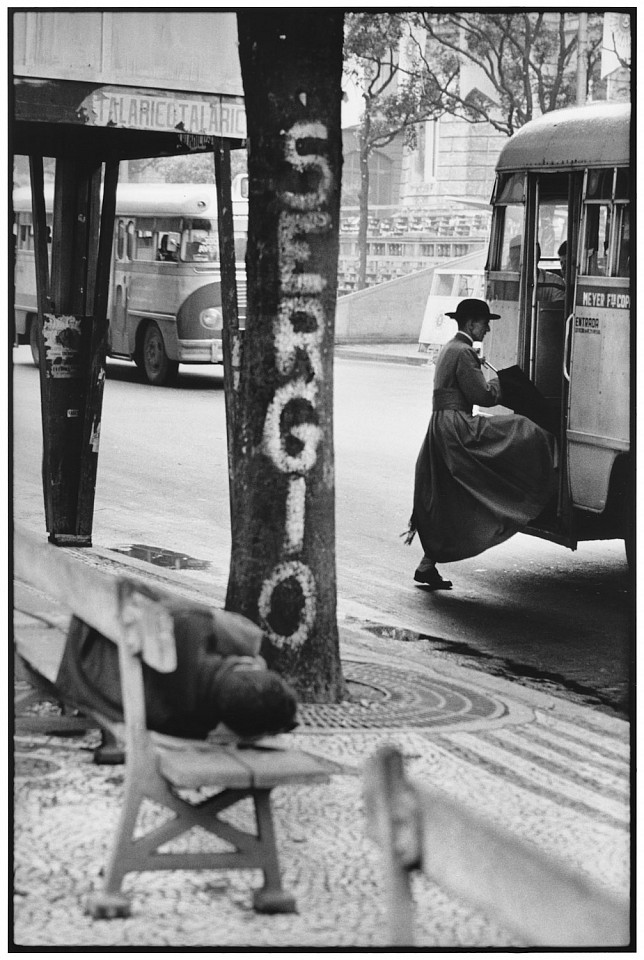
417,249,486,362
13,175,249,385
484,102,632,562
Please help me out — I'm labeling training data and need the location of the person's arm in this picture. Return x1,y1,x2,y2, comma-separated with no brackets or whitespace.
455,348,502,408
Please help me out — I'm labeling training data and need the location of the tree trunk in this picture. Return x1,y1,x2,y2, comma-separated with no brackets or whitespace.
232,12,346,702
357,119,371,290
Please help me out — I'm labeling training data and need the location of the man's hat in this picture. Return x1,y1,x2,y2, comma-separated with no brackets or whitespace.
445,298,500,321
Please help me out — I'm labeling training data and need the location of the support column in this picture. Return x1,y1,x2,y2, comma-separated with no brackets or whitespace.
32,155,118,546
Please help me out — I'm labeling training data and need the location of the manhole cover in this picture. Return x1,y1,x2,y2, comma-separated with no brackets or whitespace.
297,661,507,729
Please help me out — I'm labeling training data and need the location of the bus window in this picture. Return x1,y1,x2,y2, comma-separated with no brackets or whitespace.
498,207,524,271
613,205,630,277
19,219,33,251
126,221,135,260
181,218,218,262
135,219,156,261
456,274,477,297
435,273,454,296
157,232,180,262
581,203,610,276
537,202,567,261
116,220,126,261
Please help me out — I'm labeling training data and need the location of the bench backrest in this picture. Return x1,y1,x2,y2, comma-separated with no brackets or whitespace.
364,745,630,947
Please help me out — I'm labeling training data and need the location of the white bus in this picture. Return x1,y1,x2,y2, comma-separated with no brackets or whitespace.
13,176,249,385
484,102,631,562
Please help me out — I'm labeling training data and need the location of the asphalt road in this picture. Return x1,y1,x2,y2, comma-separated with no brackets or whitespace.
12,346,632,716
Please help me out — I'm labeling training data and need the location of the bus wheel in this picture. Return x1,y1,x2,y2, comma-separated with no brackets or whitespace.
141,322,178,386
29,318,40,367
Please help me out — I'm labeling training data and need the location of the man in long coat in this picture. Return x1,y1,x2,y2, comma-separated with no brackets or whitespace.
409,298,555,589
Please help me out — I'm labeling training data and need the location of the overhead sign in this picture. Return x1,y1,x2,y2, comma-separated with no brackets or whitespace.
80,89,247,139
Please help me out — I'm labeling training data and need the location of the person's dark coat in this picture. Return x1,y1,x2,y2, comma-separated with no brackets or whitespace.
55,603,264,739
411,332,555,562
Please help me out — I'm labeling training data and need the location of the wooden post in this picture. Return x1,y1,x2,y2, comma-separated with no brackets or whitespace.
29,155,55,530
36,156,115,546
213,141,241,521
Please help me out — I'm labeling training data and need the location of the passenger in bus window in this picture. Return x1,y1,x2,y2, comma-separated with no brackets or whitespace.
405,298,556,590
157,234,177,262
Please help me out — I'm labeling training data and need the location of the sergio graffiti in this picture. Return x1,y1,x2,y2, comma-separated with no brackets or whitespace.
258,121,332,650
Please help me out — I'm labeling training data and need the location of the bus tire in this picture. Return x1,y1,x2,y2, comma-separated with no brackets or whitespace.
141,322,178,386
28,317,40,367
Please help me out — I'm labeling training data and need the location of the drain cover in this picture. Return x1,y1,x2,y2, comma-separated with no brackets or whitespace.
297,661,506,729
111,544,210,571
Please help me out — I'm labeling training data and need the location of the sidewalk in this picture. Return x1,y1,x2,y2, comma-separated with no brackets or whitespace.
13,550,630,949
335,340,431,365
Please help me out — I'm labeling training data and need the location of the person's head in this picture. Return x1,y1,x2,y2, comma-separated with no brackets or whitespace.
558,240,567,276
446,298,500,342
213,659,298,738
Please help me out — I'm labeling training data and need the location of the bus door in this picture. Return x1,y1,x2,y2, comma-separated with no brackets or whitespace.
566,167,630,516
522,171,580,545
110,217,135,354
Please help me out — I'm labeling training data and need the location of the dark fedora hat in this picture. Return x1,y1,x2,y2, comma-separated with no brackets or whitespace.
445,298,500,321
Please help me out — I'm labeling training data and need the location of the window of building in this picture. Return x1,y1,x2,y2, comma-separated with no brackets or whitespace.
341,149,393,207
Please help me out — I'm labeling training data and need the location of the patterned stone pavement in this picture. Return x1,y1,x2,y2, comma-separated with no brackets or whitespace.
13,580,630,949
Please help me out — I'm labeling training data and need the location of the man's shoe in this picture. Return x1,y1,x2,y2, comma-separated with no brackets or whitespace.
414,567,453,589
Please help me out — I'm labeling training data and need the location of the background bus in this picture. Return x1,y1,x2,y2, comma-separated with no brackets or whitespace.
417,249,486,362
13,175,249,385
483,102,631,562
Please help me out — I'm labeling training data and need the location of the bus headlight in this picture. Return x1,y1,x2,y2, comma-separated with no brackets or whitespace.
200,307,223,331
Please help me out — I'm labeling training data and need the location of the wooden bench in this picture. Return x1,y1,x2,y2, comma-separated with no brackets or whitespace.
364,745,630,948
14,525,332,917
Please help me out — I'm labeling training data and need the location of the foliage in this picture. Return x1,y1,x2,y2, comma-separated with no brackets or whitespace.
128,150,247,183
344,12,440,153
404,12,608,137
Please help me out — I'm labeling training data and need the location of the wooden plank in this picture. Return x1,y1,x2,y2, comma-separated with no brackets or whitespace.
16,631,66,684
365,747,629,948
158,747,254,790
233,746,333,789
415,782,630,947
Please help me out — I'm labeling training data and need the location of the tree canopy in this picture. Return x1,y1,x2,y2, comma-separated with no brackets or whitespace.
402,12,608,137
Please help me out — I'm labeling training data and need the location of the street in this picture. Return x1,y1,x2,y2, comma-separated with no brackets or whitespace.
12,346,632,716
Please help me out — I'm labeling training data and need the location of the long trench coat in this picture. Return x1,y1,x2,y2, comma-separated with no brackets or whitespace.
411,332,555,563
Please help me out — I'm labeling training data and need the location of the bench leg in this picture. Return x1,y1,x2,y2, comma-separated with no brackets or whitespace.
93,727,125,766
85,767,145,919
251,790,297,914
